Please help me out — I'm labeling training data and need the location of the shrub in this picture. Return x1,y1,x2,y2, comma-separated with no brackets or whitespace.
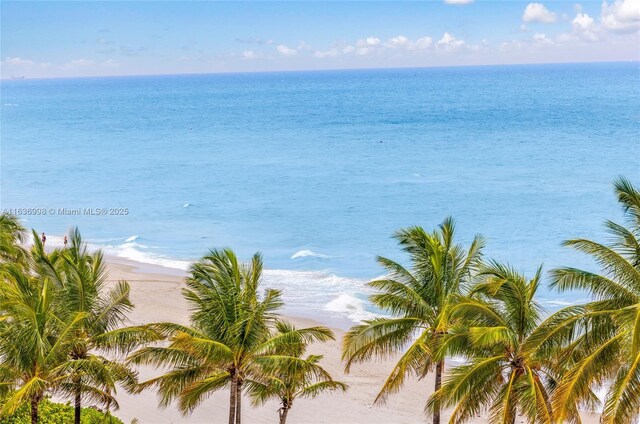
1,397,124,424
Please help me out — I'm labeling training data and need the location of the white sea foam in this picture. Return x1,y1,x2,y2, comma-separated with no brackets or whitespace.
125,235,139,242
262,269,378,324
102,242,191,270
290,249,329,259
183,203,191,208
325,293,379,322
263,269,363,293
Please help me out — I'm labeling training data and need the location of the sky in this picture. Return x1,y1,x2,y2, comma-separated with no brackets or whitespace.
1,0,639,79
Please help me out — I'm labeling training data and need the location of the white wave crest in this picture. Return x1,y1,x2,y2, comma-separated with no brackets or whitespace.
325,294,379,323
291,249,329,259
125,235,139,242
183,203,191,208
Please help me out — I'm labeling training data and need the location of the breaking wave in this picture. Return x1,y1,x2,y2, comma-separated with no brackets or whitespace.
291,249,330,259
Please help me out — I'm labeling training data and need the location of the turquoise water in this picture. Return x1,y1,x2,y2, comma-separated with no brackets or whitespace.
2,62,639,325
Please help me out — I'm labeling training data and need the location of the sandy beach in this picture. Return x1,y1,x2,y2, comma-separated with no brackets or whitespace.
103,256,601,424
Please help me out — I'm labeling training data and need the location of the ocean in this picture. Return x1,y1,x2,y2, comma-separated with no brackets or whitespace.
2,62,639,326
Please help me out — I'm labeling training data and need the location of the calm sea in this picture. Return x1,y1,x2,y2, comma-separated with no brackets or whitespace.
2,62,639,326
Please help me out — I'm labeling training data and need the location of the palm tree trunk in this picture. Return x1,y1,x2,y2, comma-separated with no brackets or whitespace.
229,376,237,424
30,396,39,424
279,406,290,424
235,379,242,424
432,360,444,424
74,378,82,424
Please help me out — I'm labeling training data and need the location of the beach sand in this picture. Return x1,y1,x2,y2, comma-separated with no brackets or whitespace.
104,256,601,424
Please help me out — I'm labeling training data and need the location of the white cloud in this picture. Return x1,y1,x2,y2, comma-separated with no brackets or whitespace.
352,37,382,56
532,32,554,45
276,44,298,56
558,12,600,41
5,57,35,66
444,0,474,4
2,57,52,76
573,12,595,29
411,36,434,50
231,13,634,67
366,36,380,45
316,35,435,57
357,37,381,47
615,0,640,21
601,0,640,33
558,2,639,43
242,50,257,59
523,3,557,23
314,48,339,58
385,35,409,48
437,32,466,51
383,35,433,51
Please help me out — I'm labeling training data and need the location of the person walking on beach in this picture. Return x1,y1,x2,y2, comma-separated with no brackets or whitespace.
63,235,68,248
41,232,46,247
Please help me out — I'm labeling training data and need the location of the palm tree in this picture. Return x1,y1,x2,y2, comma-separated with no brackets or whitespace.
342,217,484,424
129,248,334,424
0,213,26,265
0,262,82,424
246,321,347,424
527,177,640,424
428,262,572,424
51,228,157,424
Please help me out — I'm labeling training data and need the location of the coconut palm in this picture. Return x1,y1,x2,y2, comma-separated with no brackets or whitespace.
128,248,334,424
527,177,640,424
51,228,158,424
0,262,82,424
342,218,484,424
428,262,572,424
0,213,26,265
247,321,347,424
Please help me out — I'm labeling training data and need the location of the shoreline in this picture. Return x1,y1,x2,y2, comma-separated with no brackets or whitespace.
42,233,584,330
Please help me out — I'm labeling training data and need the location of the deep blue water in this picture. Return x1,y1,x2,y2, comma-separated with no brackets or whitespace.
2,62,639,325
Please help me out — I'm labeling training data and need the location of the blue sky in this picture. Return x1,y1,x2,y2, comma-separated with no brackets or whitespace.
1,1,639,78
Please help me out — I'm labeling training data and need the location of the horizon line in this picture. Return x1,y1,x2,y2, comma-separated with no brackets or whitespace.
2,58,638,82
